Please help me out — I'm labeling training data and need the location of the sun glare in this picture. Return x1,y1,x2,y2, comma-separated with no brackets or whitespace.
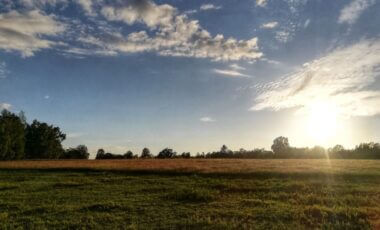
306,101,339,146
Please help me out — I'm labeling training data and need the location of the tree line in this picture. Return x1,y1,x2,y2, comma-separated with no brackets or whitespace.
1,110,380,160
0,110,88,160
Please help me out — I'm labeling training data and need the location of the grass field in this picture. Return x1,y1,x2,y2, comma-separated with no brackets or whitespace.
0,159,379,229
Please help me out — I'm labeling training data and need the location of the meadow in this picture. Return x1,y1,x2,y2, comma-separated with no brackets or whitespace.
0,159,379,229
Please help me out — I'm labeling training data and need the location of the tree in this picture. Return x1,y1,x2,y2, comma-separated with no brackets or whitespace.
25,120,66,159
141,148,152,158
96,148,106,159
156,148,176,159
271,136,290,155
123,150,134,159
180,152,191,158
0,110,25,160
62,145,90,159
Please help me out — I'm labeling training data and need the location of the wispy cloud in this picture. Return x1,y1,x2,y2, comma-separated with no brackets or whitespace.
0,61,8,78
200,117,215,122
213,69,250,78
256,0,268,7
252,39,380,117
0,103,12,110
338,0,375,25
200,4,222,11
229,64,246,70
260,21,278,29
67,132,85,138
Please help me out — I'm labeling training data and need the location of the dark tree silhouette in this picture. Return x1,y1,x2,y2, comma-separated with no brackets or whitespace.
141,147,152,158
61,145,90,159
123,150,134,159
180,152,191,158
96,148,106,159
156,148,176,159
0,110,25,160
25,120,66,159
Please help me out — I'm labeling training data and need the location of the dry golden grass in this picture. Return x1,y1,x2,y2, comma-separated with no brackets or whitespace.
0,159,379,174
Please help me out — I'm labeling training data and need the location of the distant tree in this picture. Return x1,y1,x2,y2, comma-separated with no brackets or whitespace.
96,148,106,159
271,136,290,155
157,148,176,159
141,148,152,158
221,145,228,154
62,145,90,159
123,150,134,159
25,120,66,159
180,152,191,158
0,110,25,160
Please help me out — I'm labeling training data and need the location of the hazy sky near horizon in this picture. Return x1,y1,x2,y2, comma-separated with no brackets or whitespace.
1,0,380,156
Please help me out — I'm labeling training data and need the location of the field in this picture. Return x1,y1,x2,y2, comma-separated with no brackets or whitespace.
0,159,379,229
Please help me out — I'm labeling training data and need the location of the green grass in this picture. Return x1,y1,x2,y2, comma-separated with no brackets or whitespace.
0,167,379,229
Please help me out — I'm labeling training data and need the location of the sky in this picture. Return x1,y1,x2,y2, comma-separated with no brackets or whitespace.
1,0,380,157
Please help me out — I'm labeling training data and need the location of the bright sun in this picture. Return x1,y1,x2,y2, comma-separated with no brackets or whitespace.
306,101,339,145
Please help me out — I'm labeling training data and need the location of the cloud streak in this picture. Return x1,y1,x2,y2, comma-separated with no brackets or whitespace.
200,4,222,11
252,39,380,117
200,117,215,122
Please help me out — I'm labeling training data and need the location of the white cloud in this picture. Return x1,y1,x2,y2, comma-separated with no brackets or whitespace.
96,0,262,61
213,69,250,78
184,9,197,15
338,0,375,25
0,10,65,57
260,21,278,29
200,117,215,122
200,4,222,11
0,103,12,110
229,64,246,70
0,61,8,79
77,0,95,16
44,95,50,99
256,0,268,7
101,1,176,29
252,39,380,117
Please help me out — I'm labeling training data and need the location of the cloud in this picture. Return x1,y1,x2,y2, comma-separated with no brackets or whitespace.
184,9,197,15
94,0,262,61
101,1,176,29
77,0,95,16
67,132,85,138
0,61,8,78
304,19,310,28
275,30,291,43
229,64,246,70
260,21,278,29
200,4,222,11
200,117,215,122
252,39,380,117
0,103,12,110
0,10,65,57
338,0,375,25
20,0,68,9
256,0,268,7
213,69,250,78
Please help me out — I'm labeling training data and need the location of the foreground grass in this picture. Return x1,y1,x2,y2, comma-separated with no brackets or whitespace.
0,160,379,229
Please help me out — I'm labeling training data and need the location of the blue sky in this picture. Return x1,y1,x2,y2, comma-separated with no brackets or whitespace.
1,0,380,156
